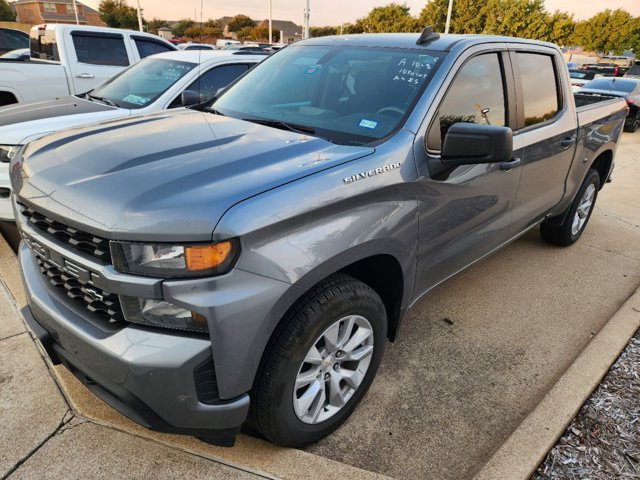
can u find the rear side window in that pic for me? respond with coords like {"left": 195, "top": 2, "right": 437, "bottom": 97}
{"left": 427, "top": 53, "right": 506, "bottom": 151}
{"left": 72, "top": 33, "right": 129, "bottom": 66}
{"left": 134, "top": 38, "right": 174, "bottom": 58}
{"left": 516, "top": 53, "right": 559, "bottom": 127}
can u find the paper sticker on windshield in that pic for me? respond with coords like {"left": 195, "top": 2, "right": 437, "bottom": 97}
{"left": 306, "top": 65, "right": 322, "bottom": 74}
{"left": 122, "top": 94, "right": 148, "bottom": 106}
{"left": 358, "top": 119, "right": 378, "bottom": 129}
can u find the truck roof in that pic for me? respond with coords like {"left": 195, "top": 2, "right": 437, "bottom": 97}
{"left": 32, "top": 23, "right": 171, "bottom": 41}
{"left": 300, "top": 32, "right": 559, "bottom": 52}
{"left": 149, "top": 50, "right": 267, "bottom": 63}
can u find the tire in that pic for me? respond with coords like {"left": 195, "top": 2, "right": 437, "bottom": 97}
{"left": 540, "top": 169, "right": 600, "bottom": 246}
{"left": 250, "top": 274, "right": 387, "bottom": 447}
{"left": 624, "top": 112, "right": 640, "bottom": 133}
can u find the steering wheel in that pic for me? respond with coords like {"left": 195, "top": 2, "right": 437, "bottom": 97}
{"left": 375, "top": 106, "right": 404, "bottom": 117}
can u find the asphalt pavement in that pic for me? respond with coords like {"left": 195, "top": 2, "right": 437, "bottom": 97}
{"left": 0, "top": 131, "right": 639, "bottom": 479}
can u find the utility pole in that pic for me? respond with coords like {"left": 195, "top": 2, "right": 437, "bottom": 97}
{"left": 303, "top": 0, "right": 310, "bottom": 39}
{"left": 444, "top": 0, "right": 453, "bottom": 34}
{"left": 71, "top": 0, "right": 79, "bottom": 25}
{"left": 136, "top": 0, "right": 143, "bottom": 32}
{"left": 269, "top": 0, "right": 273, "bottom": 44}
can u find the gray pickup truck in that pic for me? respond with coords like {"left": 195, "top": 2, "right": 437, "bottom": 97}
{"left": 11, "top": 31, "right": 627, "bottom": 447}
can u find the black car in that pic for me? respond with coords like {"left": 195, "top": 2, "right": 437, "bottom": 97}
{"left": 579, "top": 77, "right": 640, "bottom": 132}
{"left": 0, "top": 28, "right": 28, "bottom": 56}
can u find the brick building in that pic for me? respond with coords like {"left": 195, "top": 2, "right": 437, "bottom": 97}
{"left": 13, "top": 0, "right": 105, "bottom": 27}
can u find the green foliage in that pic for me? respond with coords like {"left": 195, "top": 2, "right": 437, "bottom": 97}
{"left": 310, "top": 26, "right": 337, "bottom": 37}
{"left": 145, "top": 18, "right": 169, "bottom": 35}
{"left": 483, "top": 0, "right": 551, "bottom": 39}
{"left": 172, "top": 18, "right": 195, "bottom": 37}
{"left": 572, "top": 9, "right": 638, "bottom": 54}
{"left": 356, "top": 3, "right": 418, "bottom": 33}
{"left": 418, "top": 0, "right": 486, "bottom": 34}
{"left": 0, "top": 0, "right": 16, "bottom": 21}
{"left": 227, "top": 14, "right": 255, "bottom": 32}
{"left": 235, "top": 25, "right": 278, "bottom": 42}
{"left": 98, "top": 0, "right": 140, "bottom": 29}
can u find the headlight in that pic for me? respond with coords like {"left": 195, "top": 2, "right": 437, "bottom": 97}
{"left": 111, "top": 240, "right": 239, "bottom": 277}
{"left": 119, "top": 296, "right": 209, "bottom": 333}
{"left": 0, "top": 145, "right": 21, "bottom": 163}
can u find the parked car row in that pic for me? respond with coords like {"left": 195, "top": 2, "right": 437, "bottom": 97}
{"left": 5, "top": 29, "right": 628, "bottom": 449}
{"left": 0, "top": 24, "right": 177, "bottom": 107}
{"left": 0, "top": 49, "right": 264, "bottom": 221}
{"left": 577, "top": 77, "right": 640, "bottom": 132}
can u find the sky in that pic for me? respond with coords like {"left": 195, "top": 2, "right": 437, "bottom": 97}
{"left": 81, "top": 0, "right": 640, "bottom": 26}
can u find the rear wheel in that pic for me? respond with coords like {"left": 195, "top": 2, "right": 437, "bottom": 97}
{"left": 540, "top": 169, "right": 600, "bottom": 246}
{"left": 250, "top": 274, "right": 386, "bottom": 447}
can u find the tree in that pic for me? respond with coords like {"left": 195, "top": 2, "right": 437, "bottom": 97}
{"left": 0, "top": 0, "right": 16, "bottom": 21}
{"left": 418, "top": 0, "right": 487, "bottom": 34}
{"left": 172, "top": 18, "right": 195, "bottom": 37}
{"left": 227, "top": 14, "right": 255, "bottom": 32}
{"left": 572, "top": 9, "right": 637, "bottom": 54}
{"left": 146, "top": 18, "right": 169, "bottom": 35}
{"left": 356, "top": 3, "right": 418, "bottom": 33}
{"left": 98, "top": 0, "right": 140, "bottom": 29}
{"left": 310, "top": 26, "right": 337, "bottom": 37}
{"left": 483, "top": 0, "right": 550, "bottom": 40}
{"left": 543, "top": 11, "right": 575, "bottom": 46}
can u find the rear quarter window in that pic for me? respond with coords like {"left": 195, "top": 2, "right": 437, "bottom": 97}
{"left": 72, "top": 33, "right": 129, "bottom": 66}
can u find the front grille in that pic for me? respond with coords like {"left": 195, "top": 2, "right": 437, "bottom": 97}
{"left": 19, "top": 203, "right": 111, "bottom": 264}
{"left": 36, "top": 257, "right": 125, "bottom": 325}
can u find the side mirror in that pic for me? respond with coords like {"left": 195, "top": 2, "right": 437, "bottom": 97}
{"left": 181, "top": 90, "right": 200, "bottom": 107}
{"left": 441, "top": 123, "right": 513, "bottom": 166}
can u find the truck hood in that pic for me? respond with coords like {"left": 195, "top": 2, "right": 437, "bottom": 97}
{"left": 14, "top": 109, "right": 374, "bottom": 241}
{"left": 0, "top": 96, "right": 125, "bottom": 145}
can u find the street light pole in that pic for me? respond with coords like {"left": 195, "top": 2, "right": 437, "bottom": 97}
{"left": 269, "top": 0, "right": 273, "bottom": 44}
{"left": 136, "top": 0, "right": 143, "bottom": 32}
{"left": 444, "top": 0, "right": 453, "bottom": 34}
{"left": 71, "top": 0, "right": 79, "bottom": 25}
{"left": 303, "top": 0, "right": 310, "bottom": 39}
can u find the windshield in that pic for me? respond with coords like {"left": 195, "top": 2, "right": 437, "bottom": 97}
{"left": 583, "top": 78, "right": 637, "bottom": 93}
{"left": 214, "top": 45, "right": 445, "bottom": 145}
{"left": 89, "top": 57, "right": 197, "bottom": 109}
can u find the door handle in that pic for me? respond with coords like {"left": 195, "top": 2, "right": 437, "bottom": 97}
{"left": 560, "top": 137, "right": 576, "bottom": 149}
{"left": 75, "top": 73, "right": 95, "bottom": 79}
{"left": 500, "top": 157, "right": 522, "bottom": 171}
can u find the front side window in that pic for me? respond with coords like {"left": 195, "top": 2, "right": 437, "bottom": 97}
{"left": 135, "top": 38, "right": 173, "bottom": 58}
{"left": 427, "top": 53, "right": 506, "bottom": 151}
{"left": 89, "top": 58, "right": 196, "bottom": 108}
{"left": 516, "top": 53, "right": 560, "bottom": 127}
{"left": 214, "top": 45, "right": 445, "bottom": 146}
{"left": 72, "top": 33, "right": 129, "bottom": 66}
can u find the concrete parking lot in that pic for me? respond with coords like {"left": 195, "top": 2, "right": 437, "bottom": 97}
{"left": 1, "top": 131, "right": 639, "bottom": 479}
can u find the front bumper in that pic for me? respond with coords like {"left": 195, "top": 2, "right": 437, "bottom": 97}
{"left": 19, "top": 241, "right": 250, "bottom": 445}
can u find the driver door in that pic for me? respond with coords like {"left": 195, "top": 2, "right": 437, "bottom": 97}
{"left": 413, "top": 49, "right": 522, "bottom": 297}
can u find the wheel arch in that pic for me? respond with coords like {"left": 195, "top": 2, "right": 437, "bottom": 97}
{"left": 589, "top": 149, "right": 613, "bottom": 190}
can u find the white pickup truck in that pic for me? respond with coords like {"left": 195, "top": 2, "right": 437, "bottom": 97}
{"left": 0, "top": 24, "right": 176, "bottom": 106}
{"left": 0, "top": 50, "right": 265, "bottom": 221}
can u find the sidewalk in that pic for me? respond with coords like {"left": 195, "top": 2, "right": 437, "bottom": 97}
{"left": 0, "top": 281, "right": 269, "bottom": 480}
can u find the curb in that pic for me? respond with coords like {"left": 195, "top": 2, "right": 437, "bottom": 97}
{"left": 473, "top": 286, "right": 640, "bottom": 480}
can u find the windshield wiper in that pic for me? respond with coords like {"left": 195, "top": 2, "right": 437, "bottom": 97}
{"left": 206, "top": 107, "right": 226, "bottom": 116}
{"left": 243, "top": 118, "right": 317, "bottom": 136}
{"left": 87, "top": 94, "right": 119, "bottom": 108}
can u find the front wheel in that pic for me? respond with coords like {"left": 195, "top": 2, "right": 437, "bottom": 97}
{"left": 540, "top": 169, "right": 600, "bottom": 246}
{"left": 250, "top": 274, "right": 387, "bottom": 447}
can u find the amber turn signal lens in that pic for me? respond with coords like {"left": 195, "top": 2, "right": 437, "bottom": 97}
{"left": 185, "top": 242, "right": 233, "bottom": 271}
